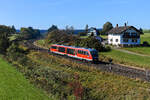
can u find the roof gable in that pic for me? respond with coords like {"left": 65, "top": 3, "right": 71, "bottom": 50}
{"left": 108, "top": 26, "right": 141, "bottom": 34}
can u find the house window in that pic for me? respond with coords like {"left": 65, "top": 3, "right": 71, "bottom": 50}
{"left": 123, "top": 38, "right": 128, "bottom": 42}
{"left": 124, "top": 32, "right": 130, "bottom": 36}
{"left": 132, "top": 39, "right": 137, "bottom": 42}
{"left": 132, "top": 33, "right": 137, "bottom": 36}
{"left": 116, "top": 39, "right": 118, "bottom": 42}
{"left": 110, "top": 39, "right": 113, "bottom": 42}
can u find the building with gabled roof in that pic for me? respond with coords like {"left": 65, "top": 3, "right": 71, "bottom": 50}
{"left": 87, "top": 27, "right": 99, "bottom": 36}
{"left": 108, "top": 24, "right": 142, "bottom": 46}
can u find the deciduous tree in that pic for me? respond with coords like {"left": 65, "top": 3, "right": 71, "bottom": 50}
{"left": 85, "top": 24, "right": 89, "bottom": 34}
{"left": 48, "top": 25, "right": 58, "bottom": 33}
{"left": 0, "top": 25, "right": 14, "bottom": 54}
{"left": 102, "top": 22, "right": 113, "bottom": 34}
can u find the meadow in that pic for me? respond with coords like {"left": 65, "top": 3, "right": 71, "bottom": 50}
{"left": 100, "top": 49, "right": 150, "bottom": 69}
{"left": 36, "top": 39, "right": 49, "bottom": 48}
{"left": 31, "top": 33, "right": 150, "bottom": 99}
{"left": 36, "top": 39, "right": 46, "bottom": 46}
{"left": 27, "top": 51, "right": 150, "bottom": 100}
{"left": 100, "top": 35, "right": 108, "bottom": 39}
{"left": 0, "top": 56, "right": 52, "bottom": 100}
{"left": 141, "top": 33, "right": 150, "bottom": 44}
{"left": 123, "top": 47, "right": 150, "bottom": 56}
{"left": 80, "top": 35, "right": 108, "bottom": 39}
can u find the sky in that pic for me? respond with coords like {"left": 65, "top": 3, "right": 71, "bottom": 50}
{"left": 0, "top": 0, "right": 149, "bottom": 29}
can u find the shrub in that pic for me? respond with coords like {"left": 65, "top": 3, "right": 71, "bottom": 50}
{"left": 75, "top": 36, "right": 111, "bottom": 52}
{"left": 78, "top": 32, "right": 87, "bottom": 36}
{"left": 7, "top": 43, "right": 26, "bottom": 61}
{"left": 45, "top": 30, "right": 79, "bottom": 45}
{"left": 143, "top": 41, "right": 149, "bottom": 46}
{"left": 45, "top": 30, "right": 111, "bottom": 52}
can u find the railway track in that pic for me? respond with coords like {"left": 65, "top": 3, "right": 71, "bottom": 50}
{"left": 23, "top": 40, "right": 150, "bottom": 82}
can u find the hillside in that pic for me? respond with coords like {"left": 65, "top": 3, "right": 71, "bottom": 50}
{"left": 0, "top": 56, "right": 52, "bottom": 100}
{"left": 27, "top": 51, "right": 150, "bottom": 100}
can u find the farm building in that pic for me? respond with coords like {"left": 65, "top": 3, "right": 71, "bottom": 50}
{"left": 108, "top": 24, "right": 142, "bottom": 47}
{"left": 87, "top": 27, "right": 99, "bottom": 36}
{"left": 87, "top": 27, "right": 103, "bottom": 43}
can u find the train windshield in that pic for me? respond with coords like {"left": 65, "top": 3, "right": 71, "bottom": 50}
{"left": 90, "top": 50, "right": 98, "bottom": 58}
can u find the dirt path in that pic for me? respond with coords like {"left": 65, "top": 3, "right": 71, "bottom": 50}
{"left": 114, "top": 48, "right": 150, "bottom": 57}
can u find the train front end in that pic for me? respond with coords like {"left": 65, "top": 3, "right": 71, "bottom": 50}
{"left": 90, "top": 49, "right": 99, "bottom": 62}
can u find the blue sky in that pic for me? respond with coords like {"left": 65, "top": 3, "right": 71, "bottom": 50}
{"left": 0, "top": 0, "right": 149, "bottom": 29}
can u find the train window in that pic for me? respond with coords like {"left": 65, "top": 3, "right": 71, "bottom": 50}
{"left": 58, "top": 47, "right": 65, "bottom": 53}
{"left": 78, "top": 50, "right": 89, "bottom": 55}
{"left": 81, "top": 50, "right": 83, "bottom": 54}
{"left": 81, "top": 51, "right": 83, "bottom": 54}
{"left": 67, "top": 48, "right": 75, "bottom": 55}
{"left": 51, "top": 46, "right": 57, "bottom": 49}
{"left": 85, "top": 51, "right": 89, "bottom": 56}
{"left": 78, "top": 50, "right": 81, "bottom": 54}
{"left": 87, "top": 52, "right": 89, "bottom": 56}
{"left": 83, "top": 51, "right": 86, "bottom": 55}
{"left": 78, "top": 50, "right": 82, "bottom": 54}
{"left": 90, "top": 50, "right": 98, "bottom": 57}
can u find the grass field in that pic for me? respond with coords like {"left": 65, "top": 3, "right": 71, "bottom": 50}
{"left": 36, "top": 39, "right": 46, "bottom": 46}
{"left": 100, "top": 49, "right": 150, "bottom": 69}
{"left": 141, "top": 33, "right": 150, "bottom": 44}
{"left": 80, "top": 36, "right": 88, "bottom": 38}
{"left": 80, "top": 35, "right": 108, "bottom": 39}
{"left": 36, "top": 39, "right": 50, "bottom": 48}
{"left": 9, "top": 34, "right": 19, "bottom": 41}
{"left": 0, "top": 56, "right": 52, "bottom": 100}
{"left": 27, "top": 51, "right": 150, "bottom": 99}
{"left": 100, "top": 35, "right": 108, "bottom": 39}
{"left": 123, "top": 47, "right": 150, "bottom": 56}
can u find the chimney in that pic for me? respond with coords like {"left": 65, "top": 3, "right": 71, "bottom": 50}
{"left": 116, "top": 24, "right": 118, "bottom": 28}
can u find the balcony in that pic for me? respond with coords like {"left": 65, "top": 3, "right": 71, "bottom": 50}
{"left": 122, "top": 35, "right": 140, "bottom": 38}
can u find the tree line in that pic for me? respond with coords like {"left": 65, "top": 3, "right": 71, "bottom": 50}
{"left": 45, "top": 29, "right": 111, "bottom": 52}
{"left": 0, "top": 25, "right": 42, "bottom": 54}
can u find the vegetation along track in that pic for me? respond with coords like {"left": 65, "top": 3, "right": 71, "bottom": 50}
{"left": 23, "top": 40, "right": 150, "bottom": 82}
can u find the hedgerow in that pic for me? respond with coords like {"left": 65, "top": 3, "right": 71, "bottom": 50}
{"left": 45, "top": 30, "right": 111, "bottom": 52}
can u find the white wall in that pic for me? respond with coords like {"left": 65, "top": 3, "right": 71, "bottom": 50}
{"left": 108, "top": 28, "right": 140, "bottom": 46}
{"left": 108, "top": 34, "right": 121, "bottom": 45}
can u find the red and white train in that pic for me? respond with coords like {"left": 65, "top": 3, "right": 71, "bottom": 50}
{"left": 49, "top": 44, "right": 99, "bottom": 62}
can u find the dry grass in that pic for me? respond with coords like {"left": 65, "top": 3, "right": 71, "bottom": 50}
{"left": 27, "top": 51, "right": 150, "bottom": 100}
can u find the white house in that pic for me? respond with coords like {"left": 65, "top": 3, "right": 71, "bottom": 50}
{"left": 108, "top": 24, "right": 142, "bottom": 46}
{"left": 87, "top": 27, "right": 99, "bottom": 36}
{"left": 87, "top": 27, "right": 103, "bottom": 43}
